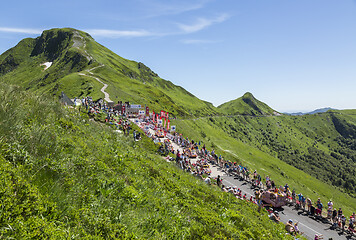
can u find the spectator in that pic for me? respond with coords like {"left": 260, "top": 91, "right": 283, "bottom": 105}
{"left": 292, "top": 190, "right": 296, "bottom": 203}
{"left": 314, "top": 234, "right": 323, "bottom": 240}
{"left": 301, "top": 196, "right": 306, "bottom": 210}
{"left": 349, "top": 216, "right": 354, "bottom": 229}
{"left": 341, "top": 215, "right": 346, "bottom": 232}
{"left": 204, "top": 176, "right": 211, "bottom": 185}
{"left": 285, "top": 219, "right": 296, "bottom": 235}
{"left": 217, "top": 175, "right": 221, "bottom": 187}
{"left": 332, "top": 208, "right": 338, "bottom": 228}
{"left": 294, "top": 222, "right": 302, "bottom": 235}
{"left": 327, "top": 200, "right": 333, "bottom": 210}
{"left": 316, "top": 200, "right": 323, "bottom": 216}
{"left": 133, "top": 130, "right": 137, "bottom": 141}
{"left": 307, "top": 197, "right": 312, "bottom": 213}
{"left": 337, "top": 208, "right": 343, "bottom": 221}
{"left": 255, "top": 189, "right": 263, "bottom": 212}
{"left": 269, "top": 211, "right": 280, "bottom": 223}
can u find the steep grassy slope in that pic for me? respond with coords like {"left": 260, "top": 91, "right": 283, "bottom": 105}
{"left": 203, "top": 113, "right": 356, "bottom": 196}
{"left": 170, "top": 117, "right": 356, "bottom": 217}
{"left": 218, "top": 92, "right": 279, "bottom": 116}
{"left": 82, "top": 38, "right": 218, "bottom": 117}
{"left": 0, "top": 28, "right": 218, "bottom": 117}
{"left": 0, "top": 82, "right": 294, "bottom": 239}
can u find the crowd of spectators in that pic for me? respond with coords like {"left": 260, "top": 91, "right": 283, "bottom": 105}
{"left": 71, "top": 98, "right": 355, "bottom": 238}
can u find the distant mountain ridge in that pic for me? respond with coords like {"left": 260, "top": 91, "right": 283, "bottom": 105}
{"left": 284, "top": 107, "right": 336, "bottom": 116}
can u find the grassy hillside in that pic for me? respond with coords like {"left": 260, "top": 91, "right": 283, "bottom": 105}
{"left": 201, "top": 113, "right": 356, "bottom": 196}
{"left": 0, "top": 28, "right": 218, "bottom": 117}
{"left": 170, "top": 117, "right": 356, "bottom": 217}
{"left": 0, "top": 82, "right": 295, "bottom": 239}
{"left": 218, "top": 92, "right": 279, "bottom": 116}
{"left": 216, "top": 93, "right": 356, "bottom": 198}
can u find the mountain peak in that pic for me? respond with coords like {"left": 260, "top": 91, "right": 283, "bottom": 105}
{"left": 242, "top": 92, "right": 254, "bottom": 99}
{"left": 31, "top": 28, "right": 93, "bottom": 61}
{"left": 218, "top": 92, "right": 278, "bottom": 116}
{"left": 40, "top": 28, "right": 92, "bottom": 38}
{"left": 0, "top": 28, "right": 218, "bottom": 117}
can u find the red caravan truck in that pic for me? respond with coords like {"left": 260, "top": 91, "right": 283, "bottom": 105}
{"left": 262, "top": 190, "right": 288, "bottom": 208}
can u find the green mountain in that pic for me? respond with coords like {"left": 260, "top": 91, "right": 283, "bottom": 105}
{"left": 215, "top": 112, "right": 356, "bottom": 194}
{"left": 218, "top": 92, "right": 279, "bottom": 116}
{"left": 0, "top": 28, "right": 217, "bottom": 117}
{"left": 0, "top": 28, "right": 283, "bottom": 119}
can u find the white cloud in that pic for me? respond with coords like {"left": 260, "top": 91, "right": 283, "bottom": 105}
{"left": 177, "top": 13, "right": 230, "bottom": 33}
{"left": 86, "top": 13, "right": 229, "bottom": 39}
{"left": 181, "top": 39, "right": 220, "bottom": 44}
{"left": 0, "top": 12, "right": 229, "bottom": 40}
{"left": 0, "top": 27, "right": 42, "bottom": 34}
{"left": 86, "top": 29, "right": 153, "bottom": 38}
{"left": 0, "top": 27, "right": 153, "bottom": 39}
{"left": 139, "top": 0, "right": 211, "bottom": 18}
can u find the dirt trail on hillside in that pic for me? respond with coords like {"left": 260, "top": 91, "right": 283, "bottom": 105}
{"left": 72, "top": 32, "right": 112, "bottom": 103}
{"left": 78, "top": 64, "right": 112, "bottom": 102}
{"left": 72, "top": 31, "right": 92, "bottom": 61}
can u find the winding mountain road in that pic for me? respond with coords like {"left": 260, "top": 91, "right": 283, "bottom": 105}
{"left": 152, "top": 131, "right": 354, "bottom": 240}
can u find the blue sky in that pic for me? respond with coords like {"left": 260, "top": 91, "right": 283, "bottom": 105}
{"left": 1, "top": 0, "right": 356, "bottom": 112}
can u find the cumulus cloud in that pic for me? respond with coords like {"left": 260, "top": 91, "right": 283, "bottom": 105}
{"left": 177, "top": 13, "right": 230, "bottom": 33}
{"left": 0, "top": 27, "right": 42, "bottom": 34}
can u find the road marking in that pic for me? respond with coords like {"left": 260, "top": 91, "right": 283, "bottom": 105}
{"left": 298, "top": 221, "right": 321, "bottom": 235}
{"left": 223, "top": 180, "right": 253, "bottom": 197}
